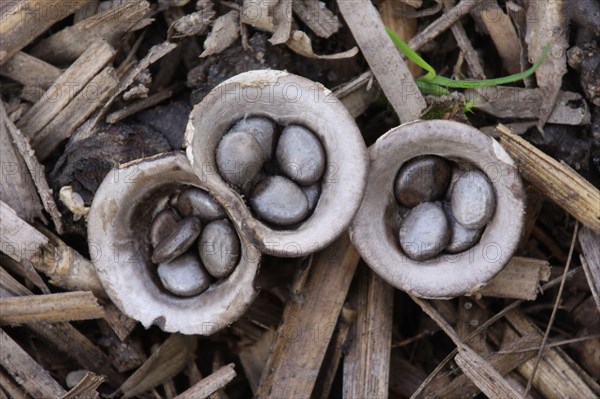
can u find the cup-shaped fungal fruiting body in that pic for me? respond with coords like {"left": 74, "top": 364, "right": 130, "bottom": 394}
{"left": 350, "top": 120, "right": 525, "bottom": 299}
{"left": 87, "top": 152, "right": 260, "bottom": 335}
{"left": 185, "top": 70, "right": 369, "bottom": 257}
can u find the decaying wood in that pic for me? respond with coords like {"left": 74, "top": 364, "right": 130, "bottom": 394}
{"left": 30, "top": 0, "right": 152, "bottom": 64}
{"left": 292, "top": 0, "right": 340, "bottom": 38}
{"left": 411, "top": 297, "right": 520, "bottom": 399}
{"left": 313, "top": 306, "right": 356, "bottom": 399}
{"left": 60, "top": 372, "right": 104, "bottom": 399}
{"left": 468, "top": 88, "right": 591, "bottom": 125}
{"left": 454, "top": 344, "right": 523, "bottom": 399}
{"left": 106, "top": 85, "right": 178, "bottom": 124}
{"left": 0, "top": 368, "right": 28, "bottom": 399}
{"left": 173, "top": 363, "right": 236, "bottom": 399}
{"left": 0, "top": 268, "right": 124, "bottom": 385}
{"left": 506, "top": 310, "right": 600, "bottom": 398}
{"left": 1, "top": 102, "right": 63, "bottom": 232}
{"left": 34, "top": 66, "right": 119, "bottom": 160}
{"left": 0, "top": 201, "right": 103, "bottom": 294}
{"left": 0, "top": 291, "right": 104, "bottom": 325}
{"left": 336, "top": 75, "right": 381, "bottom": 118}
{"left": 17, "top": 40, "right": 116, "bottom": 139}
{"left": 119, "top": 334, "right": 197, "bottom": 398}
{"left": 102, "top": 303, "right": 138, "bottom": 341}
{"left": 338, "top": 0, "right": 426, "bottom": 123}
{"left": 379, "top": 0, "right": 420, "bottom": 77}
{"left": 238, "top": 329, "right": 272, "bottom": 394}
{"left": 256, "top": 234, "right": 360, "bottom": 398}
{"left": 407, "top": 0, "right": 483, "bottom": 52}
{"left": 442, "top": 0, "right": 485, "bottom": 79}
{"left": 525, "top": 0, "right": 568, "bottom": 130}
{"left": 0, "top": 0, "right": 90, "bottom": 64}
{"left": 478, "top": 257, "right": 551, "bottom": 300}
{"left": 201, "top": 10, "right": 240, "bottom": 57}
{"left": 0, "top": 103, "right": 44, "bottom": 222}
{"left": 478, "top": 1, "right": 521, "bottom": 74}
{"left": 497, "top": 124, "right": 600, "bottom": 234}
{"left": 343, "top": 266, "right": 394, "bottom": 398}
{"left": 269, "top": 0, "right": 292, "bottom": 45}
{"left": 0, "top": 329, "right": 67, "bottom": 398}
{"left": 0, "top": 52, "right": 61, "bottom": 89}
{"left": 579, "top": 227, "right": 600, "bottom": 309}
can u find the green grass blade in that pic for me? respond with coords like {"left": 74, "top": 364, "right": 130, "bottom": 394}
{"left": 386, "top": 27, "right": 437, "bottom": 80}
{"left": 427, "top": 43, "right": 551, "bottom": 89}
{"left": 416, "top": 80, "right": 450, "bottom": 95}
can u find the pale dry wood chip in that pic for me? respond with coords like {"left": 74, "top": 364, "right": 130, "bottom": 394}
{"left": 30, "top": 0, "right": 152, "bottom": 64}
{"left": 578, "top": 227, "right": 600, "bottom": 310}
{"left": 286, "top": 30, "right": 359, "bottom": 59}
{"left": 497, "top": 124, "right": 600, "bottom": 234}
{"left": 293, "top": 0, "right": 341, "bottom": 39}
{"left": 169, "top": 2, "right": 215, "bottom": 38}
{"left": 0, "top": 52, "right": 62, "bottom": 89}
{"left": 454, "top": 344, "right": 523, "bottom": 399}
{"left": 467, "top": 87, "right": 591, "bottom": 125}
{"left": 478, "top": 257, "right": 551, "bottom": 301}
{"left": 0, "top": 329, "right": 67, "bottom": 398}
{"left": 338, "top": 0, "right": 426, "bottom": 122}
{"left": 525, "top": 0, "right": 568, "bottom": 130}
{"left": 479, "top": 1, "right": 521, "bottom": 74}
{"left": 269, "top": 0, "right": 293, "bottom": 44}
{"left": 0, "top": 291, "right": 104, "bottom": 325}
{"left": 343, "top": 266, "right": 394, "bottom": 398}
{"left": 241, "top": 0, "right": 274, "bottom": 32}
{"left": 256, "top": 234, "right": 359, "bottom": 398}
{"left": 201, "top": 11, "right": 240, "bottom": 57}
{"left": 174, "top": 364, "right": 236, "bottom": 399}
{"left": 0, "top": 103, "right": 44, "bottom": 223}
{"left": 60, "top": 372, "right": 104, "bottom": 399}
{"left": 119, "top": 334, "right": 198, "bottom": 398}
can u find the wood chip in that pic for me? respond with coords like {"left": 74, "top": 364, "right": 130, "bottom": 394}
{"left": 201, "top": 11, "right": 240, "bottom": 57}
{"left": 497, "top": 124, "right": 600, "bottom": 234}
{"left": 34, "top": 66, "right": 119, "bottom": 160}
{"left": 443, "top": 0, "right": 485, "bottom": 79}
{"left": 0, "top": 368, "right": 28, "bottom": 399}
{"left": 0, "top": 103, "right": 44, "bottom": 223}
{"left": 1, "top": 102, "right": 63, "bottom": 232}
{"left": 343, "top": 266, "right": 394, "bottom": 398}
{"left": 292, "top": 0, "right": 340, "bottom": 38}
{"left": 102, "top": 303, "right": 138, "bottom": 341}
{"left": 0, "top": 52, "right": 61, "bottom": 89}
{"left": 256, "top": 233, "right": 360, "bottom": 398}
{"left": 60, "top": 372, "right": 104, "bottom": 399}
{"left": 478, "top": 257, "right": 551, "bottom": 300}
{"left": 0, "top": 201, "right": 104, "bottom": 294}
{"left": 468, "top": 87, "right": 590, "bottom": 125}
{"left": 478, "top": 1, "right": 521, "bottom": 74}
{"left": 525, "top": 0, "right": 568, "bottom": 130}
{"left": 578, "top": 227, "right": 600, "bottom": 309}
{"left": 285, "top": 30, "right": 359, "bottom": 59}
{"left": 17, "top": 40, "right": 116, "bottom": 139}
{"left": 106, "top": 85, "right": 178, "bottom": 124}
{"left": 269, "top": 0, "right": 293, "bottom": 45}
{"left": 238, "top": 330, "right": 272, "bottom": 394}
{"left": 454, "top": 344, "right": 523, "bottom": 399}
{"left": 119, "top": 334, "right": 197, "bottom": 398}
{"left": 338, "top": 0, "right": 426, "bottom": 123}
{"left": 174, "top": 363, "right": 236, "bottom": 399}
{"left": 30, "top": 0, "right": 152, "bottom": 64}
{"left": 506, "top": 310, "right": 600, "bottom": 398}
{"left": 0, "top": 291, "right": 104, "bottom": 325}
{"left": 379, "top": 0, "right": 420, "bottom": 77}
{"left": 0, "top": 0, "right": 90, "bottom": 64}
{"left": 0, "top": 329, "right": 67, "bottom": 398}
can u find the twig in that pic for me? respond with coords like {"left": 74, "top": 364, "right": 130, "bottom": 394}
{"left": 410, "top": 266, "right": 582, "bottom": 399}
{"left": 523, "top": 222, "right": 579, "bottom": 398}
{"left": 497, "top": 334, "right": 600, "bottom": 354}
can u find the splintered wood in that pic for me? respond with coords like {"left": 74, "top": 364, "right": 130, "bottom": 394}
{"left": 256, "top": 234, "right": 359, "bottom": 398}
{"left": 497, "top": 124, "right": 600, "bottom": 234}
{"left": 343, "top": 266, "right": 394, "bottom": 398}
